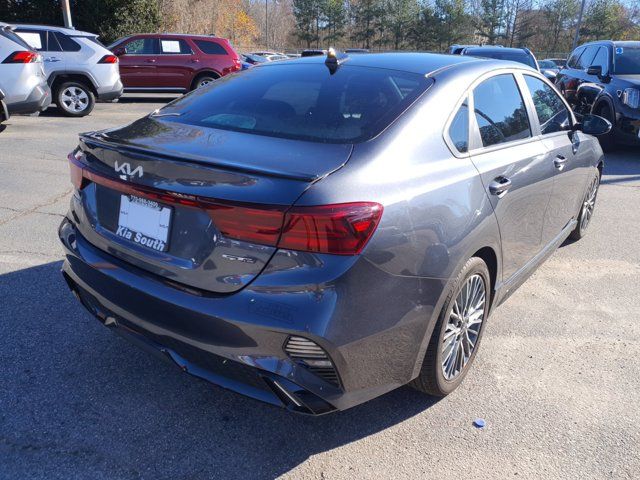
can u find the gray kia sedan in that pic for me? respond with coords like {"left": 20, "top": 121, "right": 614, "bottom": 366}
{"left": 59, "top": 52, "right": 609, "bottom": 414}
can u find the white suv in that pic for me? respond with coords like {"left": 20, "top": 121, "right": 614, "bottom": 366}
{"left": 13, "top": 24, "right": 123, "bottom": 117}
{"left": 0, "top": 22, "right": 51, "bottom": 116}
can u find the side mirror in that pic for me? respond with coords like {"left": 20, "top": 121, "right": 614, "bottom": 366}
{"left": 575, "top": 114, "right": 612, "bottom": 136}
{"left": 113, "top": 47, "right": 125, "bottom": 57}
{"left": 586, "top": 65, "right": 602, "bottom": 77}
{"left": 542, "top": 69, "right": 557, "bottom": 81}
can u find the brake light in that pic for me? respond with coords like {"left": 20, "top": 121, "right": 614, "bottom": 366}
{"left": 68, "top": 152, "right": 383, "bottom": 255}
{"left": 280, "top": 203, "right": 383, "bottom": 255}
{"left": 98, "top": 55, "right": 118, "bottom": 64}
{"left": 2, "top": 51, "right": 38, "bottom": 64}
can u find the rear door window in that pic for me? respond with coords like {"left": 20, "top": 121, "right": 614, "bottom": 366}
{"left": 472, "top": 74, "right": 531, "bottom": 147}
{"left": 54, "top": 32, "right": 81, "bottom": 52}
{"left": 523, "top": 76, "right": 571, "bottom": 135}
{"left": 160, "top": 64, "right": 431, "bottom": 144}
{"left": 194, "top": 40, "right": 228, "bottom": 55}
{"left": 160, "top": 39, "right": 192, "bottom": 54}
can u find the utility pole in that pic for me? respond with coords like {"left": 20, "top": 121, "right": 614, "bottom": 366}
{"left": 61, "top": 0, "right": 73, "bottom": 28}
{"left": 265, "top": 0, "right": 268, "bottom": 49}
{"left": 572, "top": 0, "right": 587, "bottom": 50}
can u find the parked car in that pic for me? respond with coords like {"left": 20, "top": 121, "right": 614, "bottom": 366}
{"left": 59, "top": 52, "right": 610, "bottom": 415}
{"left": 0, "top": 22, "right": 51, "bottom": 115}
{"left": 461, "top": 46, "right": 539, "bottom": 69}
{"left": 250, "top": 51, "right": 288, "bottom": 62}
{"left": 543, "top": 58, "right": 566, "bottom": 68}
{"left": 556, "top": 40, "right": 640, "bottom": 150}
{"left": 301, "top": 49, "right": 326, "bottom": 57}
{"left": 13, "top": 24, "right": 122, "bottom": 117}
{"left": 539, "top": 59, "right": 561, "bottom": 79}
{"left": 344, "top": 48, "right": 369, "bottom": 54}
{"left": 242, "top": 53, "right": 268, "bottom": 65}
{"left": 449, "top": 44, "right": 481, "bottom": 54}
{"left": 108, "top": 34, "right": 241, "bottom": 93}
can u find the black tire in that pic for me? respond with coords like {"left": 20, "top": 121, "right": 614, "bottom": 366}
{"left": 55, "top": 81, "right": 95, "bottom": 117}
{"left": 411, "top": 257, "right": 491, "bottom": 396}
{"left": 595, "top": 103, "right": 615, "bottom": 152}
{"left": 569, "top": 172, "right": 600, "bottom": 241}
{"left": 191, "top": 73, "right": 219, "bottom": 91}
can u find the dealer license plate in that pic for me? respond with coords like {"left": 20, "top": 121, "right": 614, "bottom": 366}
{"left": 116, "top": 195, "right": 171, "bottom": 252}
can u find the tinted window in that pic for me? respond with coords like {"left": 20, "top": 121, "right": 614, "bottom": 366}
{"left": 473, "top": 74, "right": 531, "bottom": 147}
{"left": 589, "top": 47, "right": 609, "bottom": 74}
{"left": 613, "top": 45, "right": 640, "bottom": 75}
{"left": 449, "top": 100, "right": 469, "bottom": 153}
{"left": 567, "top": 47, "right": 585, "bottom": 68}
{"left": 195, "top": 40, "right": 228, "bottom": 55}
{"left": 160, "top": 39, "right": 192, "bottom": 54}
{"left": 124, "top": 38, "right": 158, "bottom": 54}
{"left": 524, "top": 76, "right": 571, "bottom": 135}
{"left": 161, "top": 64, "right": 431, "bottom": 144}
{"left": 465, "top": 49, "right": 537, "bottom": 69}
{"left": 54, "top": 32, "right": 81, "bottom": 52}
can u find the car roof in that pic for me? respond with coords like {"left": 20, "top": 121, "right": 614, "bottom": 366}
{"left": 12, "top": 23, "right": 97, "bottom": 37}
{"left": 580, "top": 40, "right": 640, "bottom": 48}
{"left": 130, "top": 33, "right": 227, "bottom": 41}
{"left": 287, "top": 52, "right": 482, "bottom": 75}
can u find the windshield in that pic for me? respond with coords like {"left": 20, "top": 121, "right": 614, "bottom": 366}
{"left": 160, "top": 63, "right": 431, "bottom": 144}
{"left": 466, "top": 49, "right": 537, "bottom": 69}
{"left": 613, "top": 46, "right": 640, "bottom": 75}
{"left": 539, "top": 60, "right": 556, "bottom": 69}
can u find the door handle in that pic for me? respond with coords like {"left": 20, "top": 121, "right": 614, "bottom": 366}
{"left": 145, "top": 59, "right": 156, "bottom": 63}
{"left": 44, "top": 57, "right": 61, "bottom": 62}
{"left": 554, "top": 155, "right": 568, "bottom": 169}
{"left": 488, "top": 176, "right": 512, "bottom": 196}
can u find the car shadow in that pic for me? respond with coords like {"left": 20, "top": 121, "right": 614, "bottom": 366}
{"left": 0, "top": 260, "right": 440, "bottom": 479}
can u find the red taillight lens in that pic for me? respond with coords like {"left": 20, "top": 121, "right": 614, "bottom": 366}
{"left": 2, "top": 51, "right": 38, "bottom": 64}
{"left": 69, "top": 152, "right": 87, "bottom": 189}
{"left": 279, "top": 203, "right": 383, "bottom": 255}
{"left": 68, "top": 151, "right": 382, "bottom": 255}
{"left": 98, "top": 55, "right": 118, "bottom": 64}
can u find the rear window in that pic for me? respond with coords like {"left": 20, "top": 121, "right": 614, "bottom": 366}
{"left": 54, "top": 32, "right": 81, "bottom": 52}
{"left": 194, "top": 39, "right": 228, "bottom": 55}
{"left": 466, "top": 49, "right": 537, "bottom": 69}
{"left": 160, "top": 64, "right": 431, "bottom": 144}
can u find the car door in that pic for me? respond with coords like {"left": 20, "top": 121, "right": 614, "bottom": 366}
{"left": 521, "top": 74, "right": 587, "bottom": 244}
{"left": 468, "top": 73, "right": 555, "bottom": 282}
{"left": 155, "top": 38, "right": 195, "bottom": 89}
{"left": 116, "top": 37, "right": 159, "bottom": 88}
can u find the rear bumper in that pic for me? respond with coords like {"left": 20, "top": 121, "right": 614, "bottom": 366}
{"left": 59, "top": 216, "right": 441, "bottom": 414}
{"left": 7, "top": 83, "right": 51, "bottom": 114}
{"left": 96, "top": 80, "right": 123, "bottom": 102}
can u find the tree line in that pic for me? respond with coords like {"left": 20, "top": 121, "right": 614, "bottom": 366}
{"left": 1, "top": 0, "right": 638, "bottom": 54}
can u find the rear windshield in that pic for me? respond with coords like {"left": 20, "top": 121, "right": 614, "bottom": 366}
{"left": 0, "top": 27, "right": 33, "bottom": 50}
{"left": 160, "top": 63, "right": 431, "bottom": 143}
{"left": 613, "top": 46, "right": 640, "bottom": 75}
{"left": 466, "top": 49, "right": 537, "bottom": 69}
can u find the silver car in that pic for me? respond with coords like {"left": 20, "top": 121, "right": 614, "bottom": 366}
{"left": 60, "top": 53, "right": 611, "bottom": 414}
{"left": 13, "top": 24, "right": 123, "bottom": 117}
{"left": 0, "top": 22, "right": 51, "bottom": 115}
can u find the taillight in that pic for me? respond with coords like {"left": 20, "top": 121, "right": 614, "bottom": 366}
{"left": 279, "top": 203, "right": 383, "bottom": 255}
{"left": 2, "top": 51, "right": 38, "bottom": 64}
{"left": 68, "top": 151, "right": 383, "bottom": 256}
{"left": 98, "top": 55, "right": 118, "bottom": 64}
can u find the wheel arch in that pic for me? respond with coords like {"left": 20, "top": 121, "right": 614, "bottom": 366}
{"left": 190, "top": 70, "right": 221, "bottom": 90}
{"left": 49, "top": 72, "right": 98, "bottom": 95}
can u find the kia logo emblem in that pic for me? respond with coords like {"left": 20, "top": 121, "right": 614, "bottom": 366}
{"left": 114, "top": 161, "right": 143, "bottom": 179}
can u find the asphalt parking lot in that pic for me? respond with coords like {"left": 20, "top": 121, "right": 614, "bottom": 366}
{"left": 0, "top": 98, "right": 639, "bottom": 480}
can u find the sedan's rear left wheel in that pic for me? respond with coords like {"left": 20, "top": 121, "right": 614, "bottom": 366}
{"left": 411, "top": 257, "right": 491, "bottom": 396}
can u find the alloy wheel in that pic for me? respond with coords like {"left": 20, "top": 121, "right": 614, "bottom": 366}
{"left": 580, "top": 176, "right": 599, "bottom": 232}
{"left": 441, "top": 274, "right": 486, "bottom": 380}
{"left": 197, "top": 77, "right": 216, "bottom": 88}
{"left": 61, "top": 86, "right": 89, "bottom": 113}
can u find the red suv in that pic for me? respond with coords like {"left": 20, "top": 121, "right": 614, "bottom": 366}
{"left": 108, "top": 34, "right": 241, "bottom": 92}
